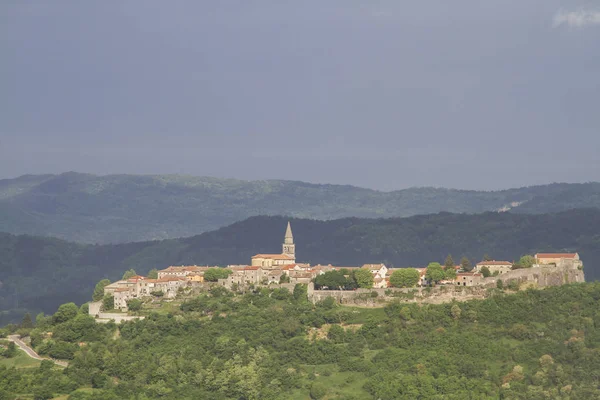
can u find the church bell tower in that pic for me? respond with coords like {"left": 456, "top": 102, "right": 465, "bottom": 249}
{"left": 282, "top": 221, "right": 295, "bottom": 259}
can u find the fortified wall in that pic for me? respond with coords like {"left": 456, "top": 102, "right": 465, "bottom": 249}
{"left": 480, "top": 259, "right": 584, "bottom": 288}
{"left": 307, "top": 260, "right": 585, "bottom": 306}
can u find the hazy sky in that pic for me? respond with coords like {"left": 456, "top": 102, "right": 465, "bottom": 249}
{"left": 1, "top": 1, "right": 599, "bottom": 190}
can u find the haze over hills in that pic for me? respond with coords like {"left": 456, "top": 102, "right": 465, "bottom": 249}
{"left": 2, "top": 172, "right": 600, "bottom": 244}
{"left": 1, "top": 208, "right": 599, "bottom": 323}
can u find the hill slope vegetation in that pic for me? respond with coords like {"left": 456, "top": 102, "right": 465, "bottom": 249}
{"left": 3, "top": 283, "right": 600, "bottom": 399}
{"left": 1, "top": 208, "right": 599, "bottom": 323}
{"left": 2, "top": 172, "right": 600, "bottom": 243}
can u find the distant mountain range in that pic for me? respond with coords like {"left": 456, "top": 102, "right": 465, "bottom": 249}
{"left": 1, "top": 172, "right": 600, "bottom": 243}
{"left": 1, "top": 208, "right": 599, "bottom": 323}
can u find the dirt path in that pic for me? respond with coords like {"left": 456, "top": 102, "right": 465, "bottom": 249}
{"left": 7, "top": 335, "right": 69, "bottom": 367}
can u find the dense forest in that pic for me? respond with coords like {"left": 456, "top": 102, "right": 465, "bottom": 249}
{"left": 1, "top": 209, "right": 599, "bottom": 324}
{"left": 2, "top": 282, "right": 600, "bottom": 399}
{"left": 2, "top": 172, "right": 600, "bottom": 243}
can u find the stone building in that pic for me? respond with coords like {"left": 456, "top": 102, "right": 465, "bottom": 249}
{"left": 251, "top": 222, "right": 297, "bottom": 267}
{"left": 455, "top": 272, "right": 483, "bottom": 286}
{"left": 475, "top": 260, "right": 513, "bottom": 275}
{"left": 535, "top": 253, "right": 580, "bottom": 265}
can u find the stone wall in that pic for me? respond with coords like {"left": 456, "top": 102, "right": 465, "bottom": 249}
{"left": 88, "top": 301, "right": 102, "bottom": 316}
{"left": 308, "top": 262, "right": 585, "bottom": 306}
{"left": 95, "top": 313, "right": 145, "bottom": 323}
{"left": 480, "top": 262, "right": 584, "bottom": 288}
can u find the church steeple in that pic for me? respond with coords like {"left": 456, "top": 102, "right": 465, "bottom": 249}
{"left": 282, "top": 221, "right": 295, "bottom": 259}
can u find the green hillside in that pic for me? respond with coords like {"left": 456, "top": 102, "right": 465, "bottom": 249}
{"left": 2, "top": 283, "right": 600, "bottom": 398}
{"left": 1, "top": 209, "right": 600, "bottom": 323}
{"left": 1, "top": 172, "right": 600, "bottom": 243}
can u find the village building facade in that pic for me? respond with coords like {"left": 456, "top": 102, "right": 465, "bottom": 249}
{"left": 475, "top": 260, "right": 513, "bottom": 275}
{"left": 95, "top": 222, "right": 584, "bottom": 313}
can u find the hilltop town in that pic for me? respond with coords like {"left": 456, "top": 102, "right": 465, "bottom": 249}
{"left": 89, "top": 222, "right": 586, "bottom": 316}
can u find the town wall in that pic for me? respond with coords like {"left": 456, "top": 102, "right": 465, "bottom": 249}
{"left": 479, "top": 262, "right": 584, "bottom": 288}
{"left": 308, "top": 262, "right": 585, "bottom": 306}
{"left": 95, "top": 313, "right": 145, "bottom": 323}
{"left": 88, "top": 301, "right": 102, "bottom": 316}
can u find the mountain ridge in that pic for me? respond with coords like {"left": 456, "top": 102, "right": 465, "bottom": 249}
{"left": 2, "top": 172, "right": 600, "bottom": 243}
{"left": 1, "top": 208, "right": 600, "bottom": 323}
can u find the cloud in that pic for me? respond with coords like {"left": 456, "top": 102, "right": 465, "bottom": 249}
{"left": 553, "top": 9, "right": 600, "bottom": 28}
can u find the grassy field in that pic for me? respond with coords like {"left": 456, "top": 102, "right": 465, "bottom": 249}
{"left": 0, "top": 348, "right": 41, "bottom": 369}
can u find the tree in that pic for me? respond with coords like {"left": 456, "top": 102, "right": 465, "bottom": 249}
{"left": 102, "top": 295, "right": 114, "bottom": 311}
{"left": 480, "top": 266, "right": 491, "bottom": 278}
{"left": 444, "top": 267, "right": 457, "bottom": 280}
{"left": 122, "top": 269, "right": 137, "bottom": 280}
{"left": 483, "top": 254, "right": 492, "bottom": 261}
{"left": 21, "top": 313, "right": 33, "bottom": 329}
{"left": 353, "top": 268, "right": 374, "bottom": 289}
{"left": 279, "top": 273, "right": 290, "bottom": 284}
{"left": 425, "top": 263, "right": 445, "bottom": 284}
{"left": 36, "top": 313, "right": 50, "bottom": 329}
{"left": 293, "top": 284, "right": 308, "bottom": 302}
{"left": 126, "top": 298, "right": 143, "bottom": 312}
{"left": 389, "top": 268, "right": 420, "bottom": 288}
{"left": 518, "top": 255, "right": 535, "bottom": 268}
{"left": 460, "top": 257, "right": 473, "bottom": 272}
{"left": 444, "top": 254, "right": 455, "bottom": 269}
{"left": 92, "top": 279, "right": 111, "bottom": 302}
{"left": 314, "top": 271, "right": 348, "bottom": 290}
{"left": 203, "top": 268, "right": 233, "bottom": 282}
{"left": 3, "top": 342, "right": 17, "bottom": 358}
{"left": 450, "top": 304, "right": 462, "bottom": 320}
{"left": 496, "top": 279, "right": 504, "bottom": 289}
{"left": 53, "top": 302, "right": 79, "bottom": 324}
{"left": 147, "top": 268, "right": 158, "bottom": 279}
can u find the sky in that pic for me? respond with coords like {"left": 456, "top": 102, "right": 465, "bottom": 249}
{"left": 1, "top": 1, "right": 599, "bottom": 191}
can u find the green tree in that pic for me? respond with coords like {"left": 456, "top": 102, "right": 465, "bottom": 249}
{"left": 279, "top": 273, "right": 290, "bottom": 284}
{"left": 293, "top": 284, "right": 308, "bottom": 302}
{"left": 21, "top": 313, "right": 33, "bottom": 329}
{"left": 425, "top": 263, "right": 445, "bottom": 284}
{"left": 314, "top": 271, "right": 348, "bottom": 290}
{"left": 53, "top": 302, "right": 79, "bottom": 324}
{"left": 126, "top": 299, "right": 143, "bottom": 312}
{"left": 444, "top": 254, "right": 455, "bottom": 268}
{"left": 203, "top": 268, "right": 233, "bottom": 282}
{"left": 353, "top": 268, "right": 374, "bottom": 289}
{"left": 450, "top": 304, "right": 462, "bottom": 320}
{"left": 122, "top": 269, "right": 137, "bottom": 280}
{"left": 482, "top": 253, "right": 492, "bottom": 261}
{"left": 518, "top": 255, "right": 536, "bottom": 268}
{"left": 444, "top": 266, "right": 457, "bottom": 280}
{"left": 92, "top": 279, "right": 111, "bottom": 302}
{"left": 480, "top": 266, "right": 491, "bottom": 278}
{"left": 460, "top": 257, "right": 473, "bottom": 272}
{"left": 3, "top": 342, "right": 17, "bottom": 358}
{"left": 496, "top": 279, "right": 504, "bottom": 289}
{"left": 147, "top": 268, "right": 158, "bottom": 279}
{"left": 35, "top": 313, "right": 50, "bottom": 329}
{"left": 389, "top": 268, "right": 420, "bottom": 288}
{"left": 102, "top": 295, "right": 115, "bottom": 311}
{"left": 327, "top": 324, "right": 346, "bottom": 343}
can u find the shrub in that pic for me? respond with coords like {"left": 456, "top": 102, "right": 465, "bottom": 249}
{"left": 126, "top": 299, "right": 143, "bottom": 312}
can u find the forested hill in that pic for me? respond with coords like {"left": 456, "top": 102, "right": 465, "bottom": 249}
{"left": 1, "top": 208, "right": 600, "bottom": 323}
{"left": 2, "top": 172, "right": 600, "bottom": 243}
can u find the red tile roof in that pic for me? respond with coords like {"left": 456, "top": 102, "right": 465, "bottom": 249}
{"left": 535, "top": 253, "right": 578, "bottom": 259}
{"left": 476, "top": 260, "right": 512, "bottom": 266}
{"left": 251, "top": 254, "right": 295, "bottom": 260}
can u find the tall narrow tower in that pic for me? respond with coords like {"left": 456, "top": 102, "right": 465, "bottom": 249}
{"left": 282, "top": 221, "right": 295, "bottom": 259}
